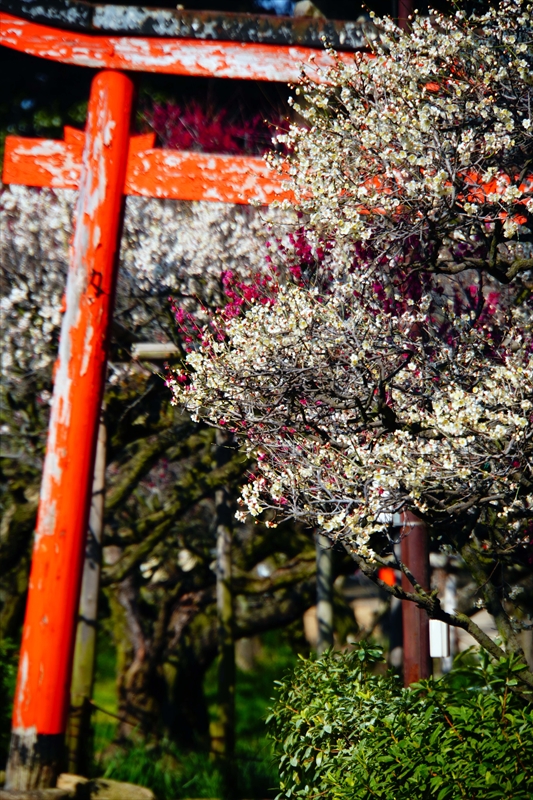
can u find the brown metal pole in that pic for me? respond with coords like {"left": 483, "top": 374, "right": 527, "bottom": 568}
{"left": 400, "top": 512, "right": 431, "bottom": 686}
{"left": 397, "top": 0, "right": 413, "bottom": 31}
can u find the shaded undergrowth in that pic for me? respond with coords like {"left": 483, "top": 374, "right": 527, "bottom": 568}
{"left": 92, "top": 630, "right": 298, "bottom": 798}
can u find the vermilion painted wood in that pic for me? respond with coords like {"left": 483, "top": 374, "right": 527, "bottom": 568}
{"left": 0, "top": 11, "right": 354, "bottom": 81}
{"left": 126, "top": 137, "right": 294, "bottom": 204}
{"left": 7, "top": 126, "right": 532, "bottom": 208}
{"left": 10, "top": 70, "right": 134, "bottom": 738}
{"left": 3, "top": 129, "right": 295, "bottom": 204}
{"left": 3, "top": 127, "right": 85, "bottom": 190}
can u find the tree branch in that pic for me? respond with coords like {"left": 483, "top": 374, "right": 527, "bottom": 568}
{"left": 345, "top": 544, "right": 533, "bottom": 697}
{"left": 105, "top": 421, "right": 198, "bottom": 512}
{"left": 233, "top": 552, "right": 316, "bottom": 595}
{"left": 102, "top": 453, "right": 250, "bottom": 585}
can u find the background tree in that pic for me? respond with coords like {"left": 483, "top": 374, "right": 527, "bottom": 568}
{"left": 1, "top": 174, "right": 355, "bottom": 766}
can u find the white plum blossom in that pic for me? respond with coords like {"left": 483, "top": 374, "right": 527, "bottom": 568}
{"left": 169, "top": 0, "right": 533, "bottom": 564}
{"left": 170, "top": 278, "right": 533, "bottom": 555}
{"left": 273, "top": 0, "right": 533, "bottom": 282}
{"left": 1, "top": 184, "right": 288, "bottom": 394}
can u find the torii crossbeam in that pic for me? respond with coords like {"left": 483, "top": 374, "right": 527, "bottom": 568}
{"left": 1, "top": 0, "right": 361, "bottom": 789}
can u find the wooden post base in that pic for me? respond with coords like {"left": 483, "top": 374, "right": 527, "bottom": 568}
{"left": 5, "top": 731, "right": 64, "bottom": 791}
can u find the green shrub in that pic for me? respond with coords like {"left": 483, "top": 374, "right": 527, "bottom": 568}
{"left": 267, "top": 642, "right": 533, "bottom": 800}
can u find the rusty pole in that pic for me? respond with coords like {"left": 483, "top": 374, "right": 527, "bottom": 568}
{"left": 397, "top": 0, "right": 413, "bottom": 31}
{"left": 5, "top": 70, "right": 134, "bottom": 791}
{"left": 400, "top": 512, "right": 431, "bottom": 686}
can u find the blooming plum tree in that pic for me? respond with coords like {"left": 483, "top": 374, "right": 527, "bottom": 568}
{"left": 169, "top": 0, "right": 533, "bottom": 693}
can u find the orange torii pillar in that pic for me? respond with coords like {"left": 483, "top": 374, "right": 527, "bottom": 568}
{"left": 5, "top": 70, "right": 134, "bottom": 789}
{"left": 1, "top": 7, "right": 334, "bottom": 787}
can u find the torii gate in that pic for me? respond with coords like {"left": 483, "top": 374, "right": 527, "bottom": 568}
{"left": 0, "top": 1, "right": 367, "bottom": 789}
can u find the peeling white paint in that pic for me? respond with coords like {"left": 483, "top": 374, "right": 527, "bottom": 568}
{"left": 36, "top": 491, "right": 57, "bottom": 541}
{"left": 80, "top": 321, "right": 95, "bottom": 377}
{"left": 103, "top": 119, "right": 116, "bottom": 147}
{"left": 203, "top": 187, "right": 224, "bottom": 201}
{"left": 25, "top": 6, "right": 88, "bottom": 26}
{"left": 0, "top": 15, "right": 353, "bottom": 82}
{"left": 12, "top": 652, "right": 30, "bottom": 729}
{"left": 94, "top": 6, "right": 184, "bottom": 37}
{"left": 2, "top": 21, "right": 24, "bottom": 39}
{"left": 8, "top": 138, "right": 82, "bottom": 189}
{"left": 13, "top": 140, "right": 65, "bottom": 157}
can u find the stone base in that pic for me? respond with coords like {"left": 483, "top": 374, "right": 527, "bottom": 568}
{"left": 58, "top": 776, "right": 155, "bottom": 800}
{"left": 5, "top": 731, "right": 64, "bottom": 791}
{"left": 0, "top": 776, "right": 154, "bottom": 800}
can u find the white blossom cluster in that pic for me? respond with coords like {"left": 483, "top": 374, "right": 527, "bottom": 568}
{"left": 1, "top": 184, "right": 286, "bottom": 397}
{"left": 1, "top": 185, "right": 73, "bottom": 382}
{"left": 170, "top": 277, "right": 533, "bottom": 554}
{"left": 274, "top": 0, "right": 533, "bottom": 280}
{"left": 168, "top": 0, "right": 533, "bottom": 558}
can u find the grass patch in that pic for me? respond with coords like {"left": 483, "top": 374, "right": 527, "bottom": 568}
{"left": 92, "top": 629, "right": 118, "bottom": 763}
{"left": 92, "top": 629, "right": 297, "bottom": 798}
{"left": 103, "top": 743, "right": 224, "bottom": 799}
{"left": 102, "top": 739, "right": 279, "bottom": 799}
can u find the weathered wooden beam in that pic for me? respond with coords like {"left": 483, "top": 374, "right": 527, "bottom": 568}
{"left": 3, "top": 128, "right": 294, "bottom": 204}
{"left": 0, "top": 12, "right": 356, "bottom": 81}
{"left": 5, "top": 70, "right": 134, "bottom": 790}
{"left": 0, "top": 0, "right": 369, "bottom": 49}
